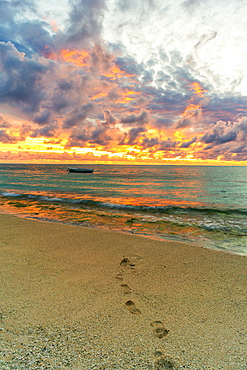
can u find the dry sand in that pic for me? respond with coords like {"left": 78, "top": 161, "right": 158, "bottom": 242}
{"left": 0, "top": 213, "right": 247, "bottom": 369}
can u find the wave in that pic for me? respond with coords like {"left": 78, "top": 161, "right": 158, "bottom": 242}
{"left": 98, "top": 202, "right": 247, "bottom": 216}
{"left": 1, "top": 190, "right": 247, "bottom": 217}
{"left": 1, "top": 190, "right": 247, "bottom": 253}
{"left": 1, "top": 192, "right": 22, "bottom": 197}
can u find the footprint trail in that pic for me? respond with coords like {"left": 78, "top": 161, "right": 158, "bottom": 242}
{"left": 125, "top": 300, "right": 141, "bottom": 314}
{"left": 116, "top": 255, "right": 180, "bottom": 368}
{"left": 151, "top": 320, "right": 170, "bottom": 338}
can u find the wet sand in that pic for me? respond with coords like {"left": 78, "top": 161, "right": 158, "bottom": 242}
{"left": 0, "top": 213, "right": 247, "bottom": 369}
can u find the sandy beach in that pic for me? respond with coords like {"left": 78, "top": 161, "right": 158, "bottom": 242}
{"left": 0, "top": 213, "right": 246, "bottom": 369}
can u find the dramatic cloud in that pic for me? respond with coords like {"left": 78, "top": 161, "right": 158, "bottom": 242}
{"left": 0, "top": 0, "right": 247, "bottom": 164}
{"left": 0, "top": 129, "right": 16, "bottom": 143}
{"left": 120, "top": 111, "right": 148, "bottom": 126}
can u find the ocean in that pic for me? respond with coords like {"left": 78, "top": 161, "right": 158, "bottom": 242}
{"left": 0, "top": 163, "right": 246, "bottom": 256}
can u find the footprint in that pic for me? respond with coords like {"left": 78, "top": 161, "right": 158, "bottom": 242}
{"left": 116, "top": 272, "right": 123, "bottom": 280}
{"left": 120, "top": 257, "right": 131, "bottom": 267}
{"left": 151, "top": 321, "right": 169, "bottom": 338}
{"left": 121, "top": 284, "right": 132, "bottom": 294}
{"left": 125, "top": 300, "right": 141, "bottom": 314}
{"left": 154, "top": 351, "right": 178, "bottom": 369}
{"left": 120, "top": 257, "right": 136, "bottom": 268}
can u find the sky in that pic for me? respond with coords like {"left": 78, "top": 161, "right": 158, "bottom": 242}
{"left": 0, "top": 0, "right": 247, "bottom": 165}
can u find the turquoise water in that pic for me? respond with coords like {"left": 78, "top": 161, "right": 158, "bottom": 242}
{"left": 0, "top": 163, "right": 247, "bottom": 255}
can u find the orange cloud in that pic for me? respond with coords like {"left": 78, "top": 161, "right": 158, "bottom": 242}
{"left": 103, "top": 65, "right": 135, "bottom": 80}
{"left": 115, "top": 89, "right": 141, "bottom": 104}
{"left": 192, "top": 82, "right": 207, "bottom": 97}
{"left": 91, "top": 92, "right": 107, "bottom": 100}
{"left": 60, "top": 49, "right": 89, "bottom": 67}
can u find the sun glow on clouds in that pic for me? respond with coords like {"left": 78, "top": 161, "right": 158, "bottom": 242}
{"left": 60, "top": 49, "right": 89, "bottom": 67}
{"left": 0, "top": 0, "right": 246, "bottom": 165}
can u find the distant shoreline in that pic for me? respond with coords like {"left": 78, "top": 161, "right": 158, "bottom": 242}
{"left": 1, "top": 162, "right": 247, "bottom": 166}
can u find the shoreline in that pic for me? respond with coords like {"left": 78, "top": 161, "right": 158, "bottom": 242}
{"left": 1, "top": 213, "right": 247, "bottom": 369}
{"left": 1, "top": 206, "right": 246, "bottom": 258}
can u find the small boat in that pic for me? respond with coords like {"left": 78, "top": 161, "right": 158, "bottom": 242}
{"left": 68, "top": 167, "right": 94, "bottom": 173}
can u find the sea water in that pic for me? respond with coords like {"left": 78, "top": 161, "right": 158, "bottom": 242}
{"left": 0, "top": 163, "right": 246, "bottom": 256}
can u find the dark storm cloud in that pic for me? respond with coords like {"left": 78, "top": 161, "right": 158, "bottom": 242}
{"left": 67, "top": 119, "right": 118, "bottom": 147}
{"left": 230, "top": 144, "right": 247, "bottom": 154}
{"left": 51, "top": 95, "right": 70, "bottom": 113}
{"left": 159, "top": 139, "right": 179, "bottom": 150}
{"left": 154, "top": 117, "right": 174, "bottom": 129}
{"left": 204, "top": 96, "right": 247, "bottom": 124}
{"left": 0, "top": 41, "right": 49, "bottom": 112}
{"left": 58, "top": 80, "right": 73, "bottom": 91}
{"left": 51, "top": 81, "right": 75, "bottom": 113}
{"left": 197, "top": 117, "right": 247, "bottom": 162}
{"left": 147, "top": 85, "right": 188, "bottom": 111}
{"left": 63, "top": 104, "right": 95, "bottom": 128}
{"left": 141, "top": 137, "right": 159, "bottom": 148}
{"left": 202, "top": 130, "right": 237, "bottom": 145}
{"left": 180, "top": 137, "right": 197, "bottom": 148}
{"left": 68, "top": 128, "right": 89, "bottom": 146}
{"left": 90, "top": 125, "right": 112, "bottom": 145}
{"left": 201, "top": 121, "right": 238, "bottom": 145}
{"left": 147, "top": 91, "right": 188, "bottom": 130}
{"left": 124, "top": 127, "right": 145, "bottom": 145}
{"left": 66, "top": 0, "right": 106, "bottom": 47}
{"left": 34, "top": 111, "right": 51, "bottom": 125}
{"left": 30, "top": 123, "right": 58, "bottom": 138}
{"left": 120, "top": 111, "right": 148, "bottom": 126}
{"left": 17, "top": 21, "right": 55, "bottom": 56}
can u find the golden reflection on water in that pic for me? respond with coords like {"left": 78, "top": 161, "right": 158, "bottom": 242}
{"left": 113, "top": 178, "right": 208, "bottom": 208}
{"left": 1, "top": 196, "right": 247, "bottom": 255}
{"left": 0, "top": 197, "right": 214, "bottom": 247}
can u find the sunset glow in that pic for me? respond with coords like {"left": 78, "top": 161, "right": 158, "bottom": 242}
{"left": 0, "top": 0, "right": 246, "bottom": 165}
{"left": 60, "top": 49, "right": 89, "bottom": 67}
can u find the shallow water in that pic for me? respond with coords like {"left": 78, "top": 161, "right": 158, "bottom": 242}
{"left": 0, "top": 163, "right": 247, "bottom": 255}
